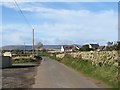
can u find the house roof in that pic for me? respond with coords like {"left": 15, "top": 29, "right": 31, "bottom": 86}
{"left": 89, "top": 44, "right": 99, "bottom": 48}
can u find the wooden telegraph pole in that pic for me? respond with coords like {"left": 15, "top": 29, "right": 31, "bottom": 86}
{"left": 32, "top": 29, "right": 34, "bottom": 57}
{"left": 24, "top": 42, "right": 25, "bottom": 54}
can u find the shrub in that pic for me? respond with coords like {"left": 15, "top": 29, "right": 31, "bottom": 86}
{"left": 12, "top": 57, "right": 40, "bottom": 64}
{"left": 34, "top": 55, "right": 42, "bottom": 60}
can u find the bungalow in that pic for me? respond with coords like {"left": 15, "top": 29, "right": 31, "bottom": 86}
{"left": 88, "top": 44, "right": 99, "bottom": 50}
{"left": 61, "top": 45, "right": 80, "bottom": 52}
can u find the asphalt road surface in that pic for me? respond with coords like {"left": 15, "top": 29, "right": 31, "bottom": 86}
{"left": 32, "top": 57, "right": 100, "bottom": 88}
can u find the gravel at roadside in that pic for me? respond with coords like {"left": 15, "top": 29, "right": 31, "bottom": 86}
{"left": 2, "top": 63, "right": 38, "bottom": 88}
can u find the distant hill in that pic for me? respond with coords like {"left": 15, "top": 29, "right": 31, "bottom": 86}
{"left": 1, "top": 45, "right": 62, "bottom": 50}
{"left": 1, "top": 45, "right": 81, "bottom": 50}
{"left": 1, "top": 45, "right": 31, "bottom": 50}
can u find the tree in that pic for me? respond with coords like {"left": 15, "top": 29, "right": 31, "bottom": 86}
{"left": 36, "top": 42, "right": 43, "bottom": 55}
{"left": 36, "top": 42, "right": 43, "bottom": 50}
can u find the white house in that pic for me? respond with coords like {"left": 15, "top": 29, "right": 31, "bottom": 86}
{"left": 61, "top": 45, "right": 80, "bottom": 52}
{"left": 88, "top": 44, "right": 99, "bottom": 50}
{"left": 61, "top": 46, "right": 65, "bottom": 52}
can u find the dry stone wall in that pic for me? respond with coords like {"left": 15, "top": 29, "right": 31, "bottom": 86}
{"left": 56, "top": 51, "right": 118, "bottom": 67}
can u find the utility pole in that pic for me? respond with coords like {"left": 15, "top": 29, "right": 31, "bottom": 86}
{"left": 24, "top": 42, "right": 25, "bottom": 54}
{"left": 32, "top": 29, "right": 34, "bottom": 57}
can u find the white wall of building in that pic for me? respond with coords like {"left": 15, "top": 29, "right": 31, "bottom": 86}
{"left": 61, "top": 46, "right": 64, "bottom": 52}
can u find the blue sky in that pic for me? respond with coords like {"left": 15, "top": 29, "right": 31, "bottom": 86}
{"left": 1, "top": 2, "right": 118, "bottom": 46}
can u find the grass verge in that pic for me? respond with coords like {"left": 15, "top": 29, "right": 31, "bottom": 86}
{"left": 50, "top": 54, "right": 119, "bottom": 88}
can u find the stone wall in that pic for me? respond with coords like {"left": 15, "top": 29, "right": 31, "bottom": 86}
{"left": 56, "top": 51, "right": 118, "bottom": 67}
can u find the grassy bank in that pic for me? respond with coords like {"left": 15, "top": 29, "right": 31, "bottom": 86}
{"left": 50, "top": 54, "right": 119, "bottom": 88}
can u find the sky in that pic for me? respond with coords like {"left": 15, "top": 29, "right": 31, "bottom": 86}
{"left": 1, "top": 1, "right": 118, "bottom": 46}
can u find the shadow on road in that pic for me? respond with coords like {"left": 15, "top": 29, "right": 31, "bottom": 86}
{"left": 11, "top": 64, "right": 37, "bottom": 68}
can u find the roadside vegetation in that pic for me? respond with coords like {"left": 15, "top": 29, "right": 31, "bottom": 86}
{"left": 12, "top": 55, "right": 42, "bottom": 64}
{"left": 49, "top": 53, "right": 119, "bottom": 88}
{"left": 2, "top": 42, "right": 119, "bottom": 88}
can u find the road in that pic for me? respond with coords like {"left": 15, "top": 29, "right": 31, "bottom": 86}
{"left": 32, "top": 57, "right": 100, "bottom": 88}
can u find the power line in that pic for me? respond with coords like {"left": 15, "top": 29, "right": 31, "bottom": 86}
{"left": 13, "top": 0, "right": 35, "bottom": 57}
{"left": 13, "top": 0, "right": 33, "bottom": 29}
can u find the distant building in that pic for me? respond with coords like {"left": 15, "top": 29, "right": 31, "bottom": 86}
{"left": 48, "top": 49, "right": 61, "bottom": 53}
{"left": 88, "top": 44, "right": 99, "bottom": 50}
{"left": 107, "top": 42, "right": 113, "bottom": 46}
{"left": 61, "top": 45, "right": 80, "bottom": 52}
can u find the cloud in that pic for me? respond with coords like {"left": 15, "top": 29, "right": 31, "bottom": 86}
{"left": 2, "top": 24, "right": 33, "bottom": 45}
{"left": 1, "top": 0, "right": 119, "bottom": 2}
{"left": 2, "top": 2, "right": 118, "bottom": 45}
